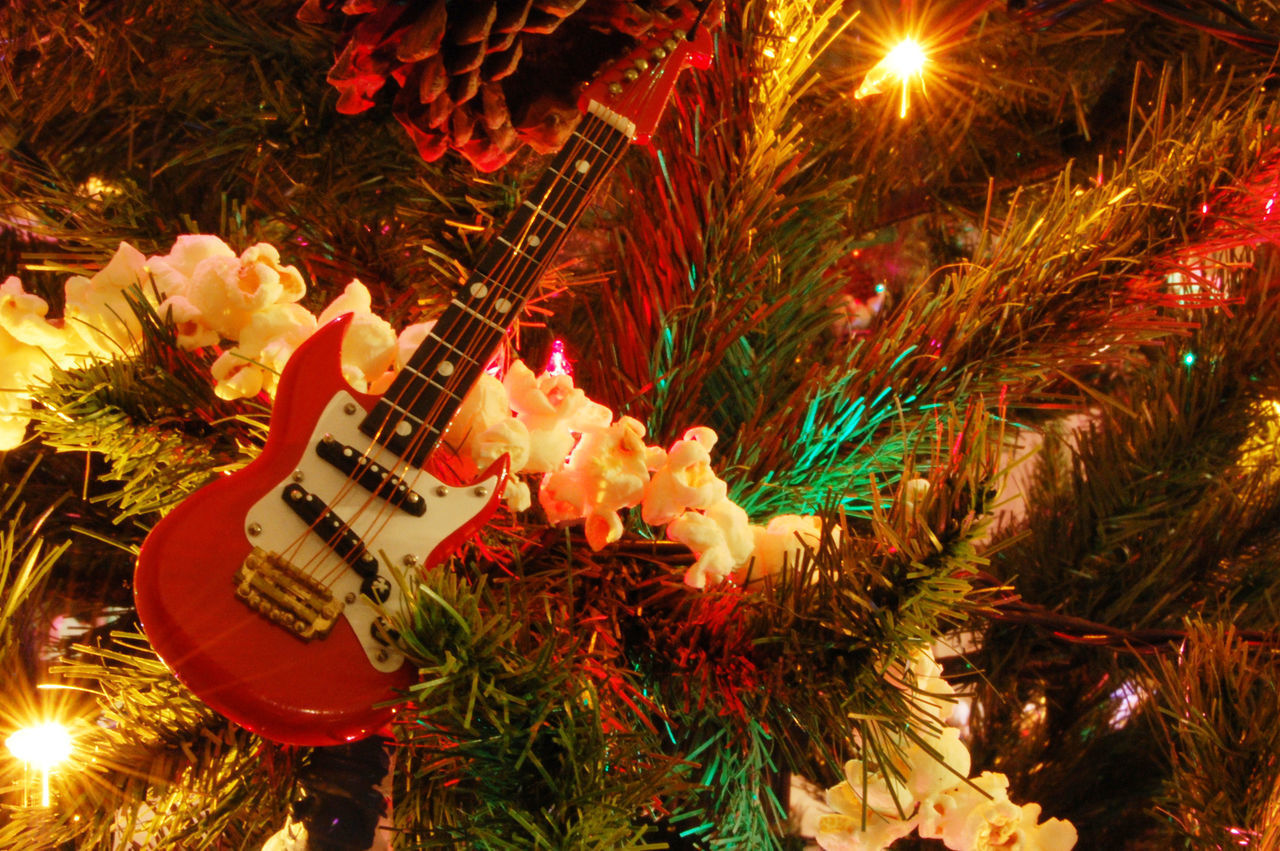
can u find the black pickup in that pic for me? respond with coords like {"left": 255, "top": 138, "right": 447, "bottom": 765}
{"left": 281, "top": 483, "right": 380, "bottom": 578}
{"left": 315, "top": 435, "right": 427, "bottom": 517}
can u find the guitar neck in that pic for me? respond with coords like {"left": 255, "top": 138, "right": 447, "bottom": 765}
{"left": 361, "top": 104, "right": 635, "bottom": 464}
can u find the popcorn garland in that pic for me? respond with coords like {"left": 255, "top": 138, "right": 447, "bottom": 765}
{"left": 2, "top": 236, "right": 828, "bottom": 589}
{"left": 793, "top": 647, "right": 1078, "bottom": 851}
{"left": 439, "top": 356, "right": 832, "bottom": 589}
{"left": 5, "top": 237, "right": 1078, "bottom": 848}
{"left": 0, "top": 236, "right": 397, "bottom": 451}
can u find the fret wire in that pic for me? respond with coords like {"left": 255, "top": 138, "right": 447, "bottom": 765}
{"left": 399, "top": 363, "right": 471, "bottom": 401}
{"left": 448, "top": 281, "right": 527, "bottom": 333}
{"left": 363, "top": 111, "right": 631, "bottom": 455}
{"left": 495, "top": 203, "right": 541, "bottom": 240}
{"left": 420, "top": 335, "right": 483, "bottom": 367}
{"left": 470, "top": 269, "right": 521, "bottom": 295}
{"left": 494, "top": 235, "right": 540, "bottom": 263}
{"left": 531, "top": 148, "right": 625, "bottom": 228}
{"left": 568, "top": 127, "right": 610, "bottom": 156}
{"left": 449, "top": 298, "right": 507, "bottom": 333}
{"left": 467, "top": 270, "right": 534, "bottom": 308}
{"left": 432, "top": 308, "right": 506, "bottom": 349}
{"left": 398, "top": 303, "right": 504, "bottom": 374}
{"left": 515, "top": 121, "right": 619, "bottom": 227}
{"left": 498, "top": 211, "right": 568, "bottom": 250}
{"left": 410, "top": 332, "right": 502, "bottom": 382}
{"left": 420, "top": 371, "right": 484, "bottom": 431}
{"left": 482, "top": 171, "right": 599, "bottom": 271}
{"left": 544, "top": 164, "right": 594, "bottom": 195}
{"left": 374, "top": 397, "right": 425, "bottom": 425}
{"left": 458, "top": 127, "right": 623, "bottom": 320}
{"left": 423, "top": 375, "right": 463, "bottom": 403}
{"left": 386, "top": 360, "right": 484, "bottom": 426}
{"left": 523, "top": 200, "right": 568, "bottom": 230}
{"left": 444, "top": 162, "right": 619, "bottom": 346}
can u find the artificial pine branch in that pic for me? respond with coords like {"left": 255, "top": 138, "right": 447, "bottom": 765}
{"left": 816, "top": 0, "right": 1279, "bottom": 224}
{"left": 29, "top": 292, "right": 264, "bottom": 519}
{"left": 1147, "top": 621, "right": 1280, "bottom": 848}
{"left": 0, "top": 0, "right": 509, "bottom": 314}
{"left": 388, "top": 563, "right": 686, "bottom": 848}
{"left": 0, "top": 462, "right": 73, "bottom": 724}
{"left": 965, "top": 243, "right": 1280, "bottom": 844}
{"left": 0, "top": 468, "right": 292, "bottom": 850}
{"left": 4, "top": 632, "right": 294, "bottom": 849}
{"left": 568, "top": 6, "right": 1280, "bottom": 524}
{"left": 7, "top": 0, "right": 1280, "bottom": 847}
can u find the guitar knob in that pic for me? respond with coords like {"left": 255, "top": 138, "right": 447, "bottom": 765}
{"left": 362, "top": 574, "right": 392, "bottom": 604}
{"left": 634, "top": 58, "right": 649, "bottom": 72}
{"left": 370, "top": 617, "right": 400, "bottom": 646}
{"left": 651, "top": 46, "right": 668, "bottom": 60}
{"left": 623, "top": 69, "right": 639, "bottom": 82}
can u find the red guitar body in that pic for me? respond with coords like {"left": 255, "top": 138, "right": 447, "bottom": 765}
{"left": 135, "top": 316, "right": 506, "bottom": 745}
{"left": 134, "top": 13, "right": 715, "bottom": 747}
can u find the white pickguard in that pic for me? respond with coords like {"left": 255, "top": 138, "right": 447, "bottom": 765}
{"left": 245, "top": 391, "right": 501, "bottom": 673}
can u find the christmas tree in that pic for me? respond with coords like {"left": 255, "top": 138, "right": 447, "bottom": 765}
{"left": 3, "top": 0, "right": 1279, "bottom": 848}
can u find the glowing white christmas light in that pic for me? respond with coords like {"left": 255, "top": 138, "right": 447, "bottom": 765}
{"left": 6, "top": 722, "right": 73, "bottom": 807}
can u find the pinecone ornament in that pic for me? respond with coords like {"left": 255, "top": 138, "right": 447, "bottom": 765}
{"left": 300, "top": 0, "right": 704, "bottom": 171}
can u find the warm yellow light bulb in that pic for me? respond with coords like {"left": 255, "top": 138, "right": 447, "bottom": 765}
{"left": 7, "top": 722, "right": 73, "bottom": 807}
{"left": 883, "top": 39, "right": 926, "bottom": 79}
{"left": 6, "top": 722, "right": 72, "bottom": 770}
{"left": 854, "top": 38, "right": 929, "bottom": 116}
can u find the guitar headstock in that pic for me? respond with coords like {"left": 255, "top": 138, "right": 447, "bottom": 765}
{"left": 578, "top": 7, "right": 717, "bottom": 146}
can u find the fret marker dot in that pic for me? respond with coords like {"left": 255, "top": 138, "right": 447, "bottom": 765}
{"left": 528, "top": 235, "right": 541, "bottom": 247}
{"left": 470, "top": 282, "right": 488, "bottom": 298}
{"left": 437, "top": 361, "right": 455, "bottom": 376}
{"left": 576, "top": 159, "right": 591, "bottom": 174}
{"left": 494, "top": 298, "right": 513, "bottom": 314}
{"left": 396, "top": 420, "right": 412, "bottom": 437}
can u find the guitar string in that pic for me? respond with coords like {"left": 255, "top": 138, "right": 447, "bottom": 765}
{"left": 274, "top": 108, "right": 631, "bottom": 594}
{"left": 329, "top": 111, "right": 632, "bottom": 576}
{"left": 305, "top": 112, "right": 627, "bottom": 590}
{"left": 281, "top": 117, "right": 607, "bottom": 586}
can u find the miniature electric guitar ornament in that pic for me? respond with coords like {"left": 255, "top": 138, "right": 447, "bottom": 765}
{"left": 134, "top": 12, "right": 716, "bottom": 746}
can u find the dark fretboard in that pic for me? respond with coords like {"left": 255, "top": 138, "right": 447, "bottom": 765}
{"left": 360, "top": 104, "right": 635, "bottom": 466}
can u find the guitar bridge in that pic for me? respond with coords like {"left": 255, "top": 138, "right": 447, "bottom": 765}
{"left": 234, "top": 547, "right": 344, "bottom": 641}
